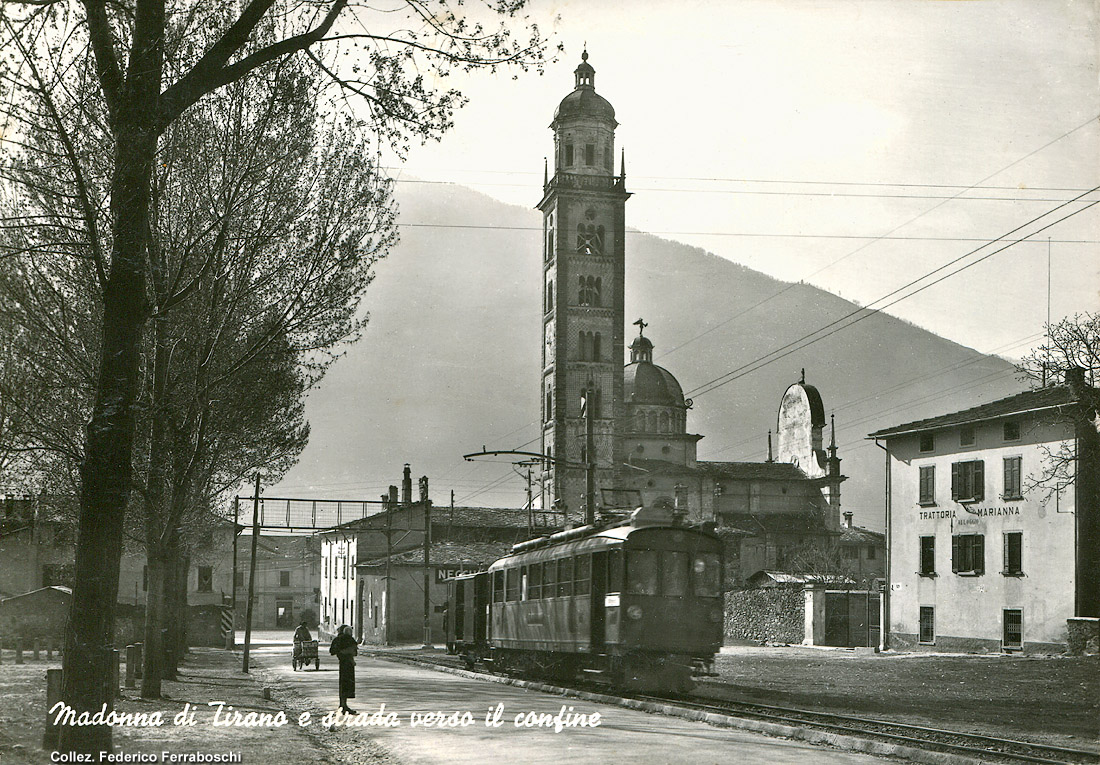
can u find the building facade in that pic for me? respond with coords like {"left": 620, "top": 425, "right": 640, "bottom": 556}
{"left": 529, "top": 55, "right": 847, "bottom": 586}
{"left": 538, "top": 50, "right": 629, "bottom": 517}
{"left": 870, "top": 378, "right": 1097, "bottom": 652}
{"left": 317, "top": 466, "right": 560, "bottom": 641}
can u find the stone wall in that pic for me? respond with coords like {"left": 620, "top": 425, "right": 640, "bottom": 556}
{"left": 1067, "top": 617, "right": 1099, "bottom": 655}
{"left": 725, "top": 587, "right": 805, "bottom": 644}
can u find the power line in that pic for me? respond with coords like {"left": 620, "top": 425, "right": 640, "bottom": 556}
{"left": 684, "top": 188, "right": 1100, "bottom": 400}
{"left": 390, "top": 177, "right": 1088, "bottom": 203}
{"left": 393, "top": 220, "right": 1100, "bottom": 245}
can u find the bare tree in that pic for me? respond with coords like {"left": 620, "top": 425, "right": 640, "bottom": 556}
{"left": 1, "top": 0, "right": 550, "bottom": 751}
{"left": 1016, "top": 313, "right": 1100, "bottom": 617}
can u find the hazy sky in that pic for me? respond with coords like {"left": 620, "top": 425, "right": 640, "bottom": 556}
{"left": 390, "top": 0, "right": 1098, "bottom": 359}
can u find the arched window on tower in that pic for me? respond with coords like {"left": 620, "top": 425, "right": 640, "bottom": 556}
{"left": 578, "top": 331, "right": 589, "bottom": 361}
{"left": 545, "top": 214, "right": 554, "bottom": 262}
{"left": 545, "top": 281, "right": 554, "bottom": 313}
{"left": 546, "top": 388, "right": 553, "bottom": 421}
{"left": 594, "top": 388, "right": 602, "bottom": 418}
{"left": 577, "top": 224, "right": 602, "bottom": 255}
{"left": 592, "top": 332, "right": 601, "bottom": 360}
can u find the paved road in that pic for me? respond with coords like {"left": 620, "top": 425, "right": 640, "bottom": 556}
{"left": 246, "top": 635, "right": 888, "bottom": 765}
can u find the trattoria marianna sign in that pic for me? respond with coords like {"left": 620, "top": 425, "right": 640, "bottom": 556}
{"left": 918, "top": 506, "right": 1023, "bottom": 521}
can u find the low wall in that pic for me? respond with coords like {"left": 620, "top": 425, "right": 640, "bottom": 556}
{"left": 1066, "top": 618, "right": 1099, "bottom": 656}
{"left": 890, "top": 631, "right": 1065, "bottom": 654}
{"left": 725, "top": 587, "right": 805, "bottom": 645}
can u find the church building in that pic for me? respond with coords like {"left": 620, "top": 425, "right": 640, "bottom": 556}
{"left": 536, "top": 52, "right": 847, "bottom": 585}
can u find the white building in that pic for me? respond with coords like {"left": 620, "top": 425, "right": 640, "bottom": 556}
{"left": 870, "top": 376, "right": 1097, "bottom": 653}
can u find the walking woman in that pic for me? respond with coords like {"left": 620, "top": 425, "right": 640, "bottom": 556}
{"left": 329, "top": 625, "right": 359, "bottom": 713}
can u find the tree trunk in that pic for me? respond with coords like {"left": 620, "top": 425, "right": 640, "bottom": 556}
{"left": 162, "top": 539, "right": 182, "bottom": 679}
{"left": 140, "top": 541, "right": 166, "bottom": 698}
{"left": 59, "top": 137, "right": 156, "bottom": 753}
{"left": 59, "top": 2, "right": 164, "bottom": 742}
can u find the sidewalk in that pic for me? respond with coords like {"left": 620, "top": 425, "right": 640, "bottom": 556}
{"left": 1, "top": 647, "right": 397, "bottom": 765}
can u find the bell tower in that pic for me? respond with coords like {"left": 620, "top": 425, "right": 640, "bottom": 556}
{"left": 537, "top": 50, "right": 629, "bottom": 517}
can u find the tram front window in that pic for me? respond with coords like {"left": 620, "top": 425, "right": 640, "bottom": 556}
{"left": 662, "top": 551, "right": 689, "bottom": 597}
{"left": 693, "top": 553, "right": 721, "bottom": 597}
{"left": 625, "top": 550, "right": 659, "bottom": 595}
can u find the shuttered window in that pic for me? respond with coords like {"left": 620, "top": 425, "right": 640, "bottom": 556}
{"left": 1003, "top": 457, "right": 1022, "bottom": 500}
{"left": 919, "top": 466, "right": 935, "bottom": 505}
{"left": 950, "top": 460, "right": 984, "bottom": 502}
{"left": 951, "top": 534, "right": 985, "bottom": 575}
{"left": 1003, "top": 532, "right": 1023, "bottom": 576}
{"left": 919, "top": 536, "right": 936, "bottom": 576}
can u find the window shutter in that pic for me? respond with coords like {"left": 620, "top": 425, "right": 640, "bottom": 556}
{"left": 973, "top": 461, "right": 985, "bottom": 501}
{"left": 951, "top": 463, "right": 960, "bottom": 501}
{"left": 974, "top": 535, "right": 985, "bottom": 574}
{"left": 951, "top": 535, "right": 961, "bottom": 573}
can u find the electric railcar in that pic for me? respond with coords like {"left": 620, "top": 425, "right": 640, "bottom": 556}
{"left": 445, "top": 506, "right": 723, "bottom": 692}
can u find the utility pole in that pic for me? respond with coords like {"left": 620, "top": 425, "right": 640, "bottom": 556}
{"left": 421, "top": 476, "right": 432, "bottom": 648}
{"left": 384, "top": 493, "right": 393, "bottom": 646}
{"left": 526, "top": 467, "right": 534, "bottom": 537}
{"left": 585, "top": 390, "right": 595, "bottom": 527}
{"left": 242, "top": 473, "right": 261, "bottom": 673}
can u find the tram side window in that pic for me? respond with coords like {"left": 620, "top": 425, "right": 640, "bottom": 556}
{"left": 492, "top": 570, "right": 504, "bottom": 603}
{"left": 575, "top": 554, "right": 591, "bottom": 595}
{"left": 692, "top": 553, "right": 721, "bottom": 597}
{"left": 521, "top": 565, "right": 529, "bottom": 601}
{"left": 506, "top": 568, "right": 521, "bottom": 602}
{"left": 558, "top": 557, "right": 574, "bottom": 597}
{"left": 543, "top": 560, "right": 558, "bottom": 597}
{"left": 529, "top": 562, "right": 542, "bottom": 599}
{"left": 607, "top": 548, "right": 623, "bottom": 593}
{"left": 663, "top": 551, "right": 689, "bottom": 597}
{"left": 625, "top": 550, "right": 659, "bottom": 595}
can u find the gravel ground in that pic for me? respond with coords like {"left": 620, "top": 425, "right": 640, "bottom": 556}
{"left": 0, "top": 646, "right": 399, "bottom": 765}
{"left": 703, "top": 646, "right": 1099, "bottom": 750}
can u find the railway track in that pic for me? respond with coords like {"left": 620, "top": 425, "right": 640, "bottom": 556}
{"left": 374, "top": 652, "right": 1098, "bottom": 764}
{"left": 634, "top": 692, "right": 1099, "bottom": 765}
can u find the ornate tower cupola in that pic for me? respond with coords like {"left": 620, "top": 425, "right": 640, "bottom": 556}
{"left": 629, "top": 319, "right": 654, "bottom": 363}
{"left": 538, "top": 50, "right": 630, "bottom": 516}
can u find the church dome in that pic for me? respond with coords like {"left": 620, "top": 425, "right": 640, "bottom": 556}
{"left": 624, "top": 362, "right": 686, "bottom": 407}
{"left": 553, "top": 51, "right": 616, "bottom": 124}
{"left": 624, "top": 324, "right": 686, "bottom": 407}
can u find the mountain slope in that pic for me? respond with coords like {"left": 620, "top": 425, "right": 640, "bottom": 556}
{"left": 273, "top": 182, "right": 1022, "bottom": 530}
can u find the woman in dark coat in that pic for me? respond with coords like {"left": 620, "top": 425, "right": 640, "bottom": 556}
{"left": 328, "top": 625, "right": 359, "bottom": 713}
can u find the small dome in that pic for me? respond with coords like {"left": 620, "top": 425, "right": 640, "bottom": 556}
{"left": 553, "top": 50, "right": 616, "bottom": 124}
{"left": 624, "top": 362, "right": 686, "bottom": 407}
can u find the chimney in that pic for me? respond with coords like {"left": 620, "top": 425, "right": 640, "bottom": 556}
{"left": 1066, "top": 366, "right": 1086, "bottom": 388}
{"left": 843, "top": 511, "right": 853, "bottom": 529}
{"left": 388, "top": 485, "right": 398, "bottom": 507}
{"left": 402, "top": 464, "right": 412, "bottom": 504}
{"left": 419, "top": 476, "right": 429, "bottom": 503}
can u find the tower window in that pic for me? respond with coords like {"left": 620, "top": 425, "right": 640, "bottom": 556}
{"left": 545, "top": 281, "right": 554, "bottom": 313}
{"left": 578, "top": 275, "right": 600, "bottom": 306}
{"left": 576, "top": 224, "right": 602, "bottom": 255}
{"left": 564, "top": 144, "right": 574, "bottom": 166}
{"left": 546, "top": 389, "right": 553, "bottom": 422}
{"left": 578, "top": 331, "right": 602, "bottom": 361}
{"left": 585, "top": 144, "right": 595, "bottom": 165}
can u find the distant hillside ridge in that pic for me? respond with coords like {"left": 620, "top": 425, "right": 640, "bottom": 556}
{"left": 273, "top": 181, "right": 1021, "bottom": 530}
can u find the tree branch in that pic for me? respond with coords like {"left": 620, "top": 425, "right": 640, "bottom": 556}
{"left": 156, "top": 0, "right": 347, "bottom": 132}
{"left": 81, "top": 0, "right": 124, "bottom": 129}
